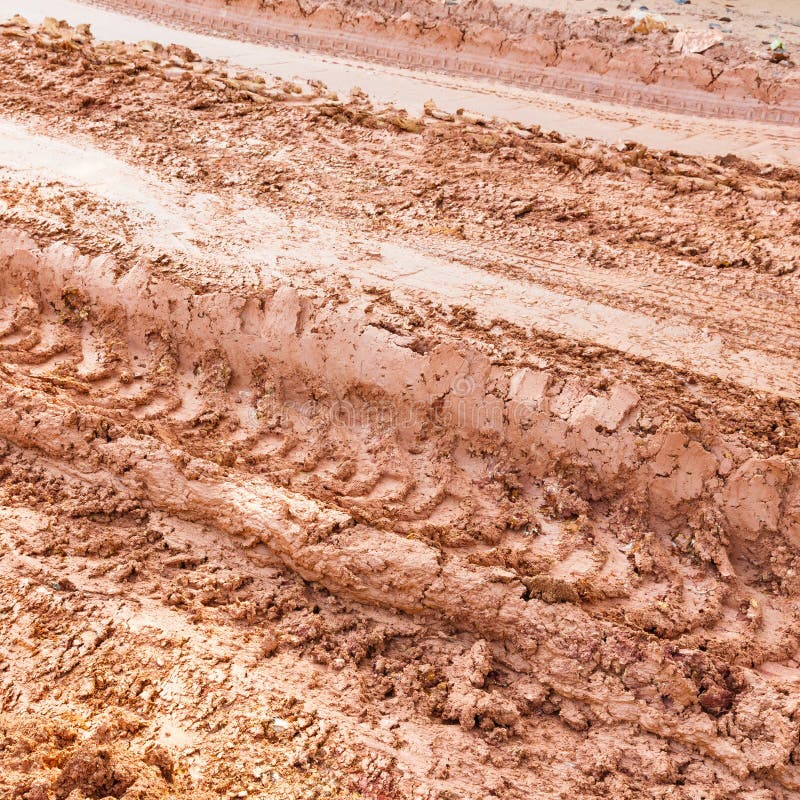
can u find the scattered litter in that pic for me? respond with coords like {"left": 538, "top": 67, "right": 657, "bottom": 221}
{"left": 672, "top": 28, "right": 724, "bottom": 54}
{"left": 674, "top": 0, "right": 690, "bottom": 5}
{"left": 628, "top": 9, "right": 668, "bottom": 33}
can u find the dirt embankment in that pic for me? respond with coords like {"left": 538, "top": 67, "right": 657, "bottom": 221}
{"left": 1, "top": 17, "right": 800, "bottom": 800}
{"left": 79, "top": 0, "right": 800, "bottom": 122}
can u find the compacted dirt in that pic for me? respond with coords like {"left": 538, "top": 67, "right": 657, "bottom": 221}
{"left": 1, "top": 8, "right": 800, "bottom": 800}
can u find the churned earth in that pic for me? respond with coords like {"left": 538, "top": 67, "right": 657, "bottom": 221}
{"left": 6, "top": 0, "right": 800, "bottom": 162}
{"left": 78, "top": 0, "right": 800, "bottom": 121}
{"left": 1, "top": 6, "right": 800, "bottom": 800}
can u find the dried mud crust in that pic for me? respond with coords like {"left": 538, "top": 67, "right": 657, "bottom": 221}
{"left": 78, "top": 0, "right": 800, "bottom": 124}
{"left": 1, "top": 17, "right": 800, "bottom": 800}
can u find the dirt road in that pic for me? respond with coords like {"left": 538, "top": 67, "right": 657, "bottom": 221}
{"left": 1, "top": 11, "right": 800, "bottom": 800}
{"left": 4, "top": 0, "right": 800, "bottom": 162}
{"left": 75, "top": 0, "right": 800, "bottom": 119}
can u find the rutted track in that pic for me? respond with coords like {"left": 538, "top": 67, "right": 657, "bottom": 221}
{"left": 80, "top": 0, "right": 800, "bottom": 125}
{"left": 422, "top": 238, "right": 800, "bottom": 365}
{"left": 2, "top": 15, "right": 800, "bottom": 800}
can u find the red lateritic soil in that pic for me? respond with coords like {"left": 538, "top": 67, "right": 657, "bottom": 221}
{"left": 1, "top": 12, "right": 799, "bottom": 800}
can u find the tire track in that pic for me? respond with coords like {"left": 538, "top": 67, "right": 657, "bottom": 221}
{"left": 422, "top": 238, "right": 800, "bottom": 362}
{"left": 78, "top": 0, "right": 800, "bottom": 126}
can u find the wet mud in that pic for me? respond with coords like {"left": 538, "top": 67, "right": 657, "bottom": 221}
{"left": 1, "top": 14, "right": 800, "bottom": 800}
{"left": 81, "top": 0, "right": 800, "bottom": 123}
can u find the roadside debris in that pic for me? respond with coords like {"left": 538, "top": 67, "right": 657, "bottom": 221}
{"left": 770, "top": 38, "right": 789, "bottom": 63}
{"left": 627, "top": 9, "right": 668, "bottom": 34}
{"left": 672, "top": 28, "right": 724, "bottom": 55}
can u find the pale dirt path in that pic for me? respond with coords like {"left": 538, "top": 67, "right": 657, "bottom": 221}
{"left": 2, "top": 115, "right": 798, "bottom": 398}
{"left": 2, "top": 0, "right": 799, "bottom": 163}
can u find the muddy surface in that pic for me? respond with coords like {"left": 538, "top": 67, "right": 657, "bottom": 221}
{"left": 6, "top": 0, "right": 800, "bottom": 164}
{"left": 1, "top": 11, "right": 800, "bottom": 800}
{"left": 80, "top": 0, "right": 800, "bottom": 123}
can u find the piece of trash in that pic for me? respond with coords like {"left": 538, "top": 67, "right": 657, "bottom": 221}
{"left": 674, "top": 0, "right": 690, "bottom": 5}
{"left": 672, "top": 28, "right": 724, "bottom": 54}
{"left": 708, "top": 22, "right": 721, "bottom": 29}
{"left": 628, "top": 8, "right": 667, "bottom": 33}
{"left": 769, "top": 39, "right": 789, "bottom": 62}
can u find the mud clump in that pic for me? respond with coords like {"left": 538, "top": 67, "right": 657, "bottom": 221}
{"left": 0, "top": 713, "right": 182, "bottom": 800}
